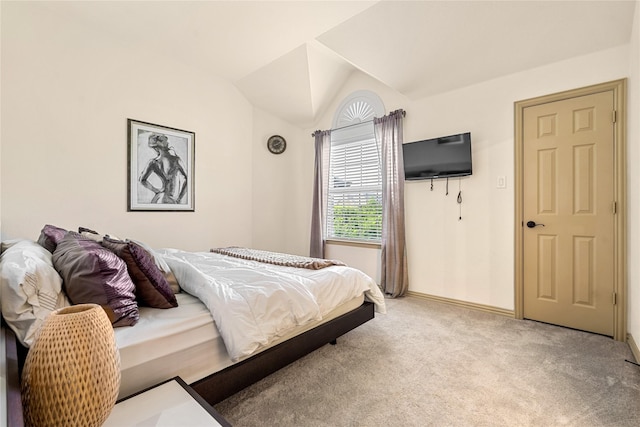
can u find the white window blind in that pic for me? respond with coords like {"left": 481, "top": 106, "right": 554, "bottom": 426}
{"left": 327, "top": 126, "right": 382, "bottom": 242}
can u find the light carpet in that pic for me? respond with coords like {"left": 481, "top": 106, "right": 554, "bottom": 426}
{"left": 214, "top": 296, "right": 640, "bottom": 426}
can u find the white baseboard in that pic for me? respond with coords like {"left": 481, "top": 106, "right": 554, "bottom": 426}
{"left": 406, "top": 291, "right": 514, "bottom": 318}
{"left": 628, "top": 333, "right": 640, "bottom": 363}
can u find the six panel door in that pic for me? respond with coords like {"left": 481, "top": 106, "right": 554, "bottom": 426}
{"left": 522, "top": 90, "right": 615, "bottom": 336}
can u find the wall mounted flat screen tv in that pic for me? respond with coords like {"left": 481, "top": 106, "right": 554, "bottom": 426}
{"left": 403, "top": 132, "right": 472, "bottom": 180}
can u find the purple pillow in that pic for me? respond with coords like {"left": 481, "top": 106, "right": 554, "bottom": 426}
{"left": 52, "top": 232, "right": 138, "bottom": 327}
{"left": 101, "top": 237, "right": 177, "bottom": 309}
{"left": 37, "top": 224, "right": 67, "bottom": 253}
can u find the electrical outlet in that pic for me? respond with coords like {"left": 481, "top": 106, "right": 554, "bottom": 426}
{"left": 497, "top": 176, "right": 507, "bottom": 189}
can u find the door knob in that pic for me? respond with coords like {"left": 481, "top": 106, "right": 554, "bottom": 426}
{"left": 526, "top": 221, "right": 545, "bottom": 228}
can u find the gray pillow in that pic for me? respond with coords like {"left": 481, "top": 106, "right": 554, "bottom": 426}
{"left": 52, "top": 232, "right": 139, "bottom": 327}
{"left": 36, "top": 224, "right": 67, "bottom": 253}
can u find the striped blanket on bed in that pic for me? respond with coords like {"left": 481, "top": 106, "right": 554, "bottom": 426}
{"left": 210, "top": 247, "right": 345, "bottom": 270}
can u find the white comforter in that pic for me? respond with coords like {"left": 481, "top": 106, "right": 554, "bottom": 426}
{"left": 157, "top": 249, "right": 386, "bottom": 361}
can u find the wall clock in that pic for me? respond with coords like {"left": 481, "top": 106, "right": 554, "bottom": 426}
{"left": 267, "top": 135, "right": 286, "bottom": 154}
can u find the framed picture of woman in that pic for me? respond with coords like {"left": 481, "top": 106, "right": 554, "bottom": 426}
{"left": 127, "top": 119, "right": 195, "bottom": 211}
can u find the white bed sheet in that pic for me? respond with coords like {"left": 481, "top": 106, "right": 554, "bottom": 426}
{"left": 159, "top": 249, "right": 385, "bottom": 361}
{"left": 114, "top": 292, "right": 365, "bottom": 399}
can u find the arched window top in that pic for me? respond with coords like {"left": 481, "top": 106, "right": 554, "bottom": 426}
{"left": 332, "top": 90, "right": 385, "bottom": 129}
{"left": 326, "top": 90, "right": 385, "bottom": 243}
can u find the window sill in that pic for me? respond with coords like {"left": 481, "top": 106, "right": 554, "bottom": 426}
{"left": 325, "top": 239, "right": 381, "bottom": 249}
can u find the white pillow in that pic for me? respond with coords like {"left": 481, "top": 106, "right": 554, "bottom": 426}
{"left": 0, "top": 239, "right": 70, "bottom": 347}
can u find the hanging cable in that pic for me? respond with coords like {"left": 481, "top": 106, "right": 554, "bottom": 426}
{"left": 446, "top": 177, "right": 449, "bottom": 196}
{"left": 430, "top": 178, "right": 434, "bottom": 191}
{"left": 457, "top": 178, "right": 463, "bottom": 220}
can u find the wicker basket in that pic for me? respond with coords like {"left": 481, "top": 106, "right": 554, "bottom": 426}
{"left": 21, "top": 304, "right": 121, "bottom": 427}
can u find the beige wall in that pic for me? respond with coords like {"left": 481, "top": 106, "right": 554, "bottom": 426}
{"left": 1, "top": 3, "right": 254, "bottom": 251}
{"left": 0, "top": 0, "right": 3, "bottom": 242}
{"left": 302, "top": 45, "right": 632, "bottom": 312}
{"left": 2, "top": 2, "right": 638, "bottom": 334}
{"left": 627, "top": 1, "right": 640, "bottom": 347}
{"left": 251, "top": 107, "right": 308, "bottom": 255}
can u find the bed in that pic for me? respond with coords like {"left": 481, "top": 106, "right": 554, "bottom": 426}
{"left": 1, "top": 225, "right": 385, "bottom": 424}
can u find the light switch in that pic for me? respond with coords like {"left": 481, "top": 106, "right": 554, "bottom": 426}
{"left": 497, "top": 176, "right": 507, "bottom": 189}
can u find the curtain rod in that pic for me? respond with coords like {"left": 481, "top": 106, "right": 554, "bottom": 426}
{"left": 312, "top": 109, "right": 405, "bottom": 137}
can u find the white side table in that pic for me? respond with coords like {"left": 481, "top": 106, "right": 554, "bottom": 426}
{"left": 103, "top": 377, "right": 231, "bottom": 426}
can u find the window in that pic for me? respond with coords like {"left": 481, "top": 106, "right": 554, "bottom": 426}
{"left": 326, "top": 92, "right": 385, "bottom": 243}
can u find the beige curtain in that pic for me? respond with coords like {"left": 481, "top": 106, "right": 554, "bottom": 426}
{"left": 309, "top": 130, "right": 331, "bottom": 258}
{"left": 374, "top": 109, "right": 409, "bottom": 297}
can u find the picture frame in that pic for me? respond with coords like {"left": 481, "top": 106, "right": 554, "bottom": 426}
{"left": 127, "top": 119, "right": 195, "bottom": 211}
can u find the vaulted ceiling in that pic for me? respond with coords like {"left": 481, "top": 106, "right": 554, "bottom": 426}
{"left": 30, "top": 1, "right": 637, "bottom": 127}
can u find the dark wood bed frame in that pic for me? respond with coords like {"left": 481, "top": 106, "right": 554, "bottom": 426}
{"left": 4, "top": 301, "right": 375, "bottom": 424}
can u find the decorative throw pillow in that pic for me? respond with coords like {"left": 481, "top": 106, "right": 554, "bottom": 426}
{"left": 77, "top": 226, "right": 104, "bottom": 242}
{"left": 130, "top": 239, "right": 181, "bottom": 293}
{"left": 101, "top": 237, "right": 177, "bottom": 309}
{"left": 0, "top": 239, "right": 70, "bottom": 346}
{"left": 36, "top": 224, "right": 67, "bottom": 253}
{"left": 52, "top": 232, "right": 138, "bottom": 327}
{"left": 77, "top": 226, "right": 122, "bottom": 243}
